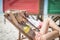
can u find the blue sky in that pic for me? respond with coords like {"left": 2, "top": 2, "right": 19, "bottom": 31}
{"left": 0, "top": 0, "right": 3, "bottom": 14}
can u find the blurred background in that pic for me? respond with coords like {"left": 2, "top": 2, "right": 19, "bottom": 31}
{"left": 0, "top": 0, "right": 60, "bottom": 40}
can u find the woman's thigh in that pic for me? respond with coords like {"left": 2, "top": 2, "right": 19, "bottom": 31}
{"left": 42, "top": 30, "right": 59, "bottom": 40}
{"left": 40, "top": 18, "right": 49, "bottom": 34}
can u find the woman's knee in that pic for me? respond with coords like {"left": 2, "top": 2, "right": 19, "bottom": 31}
{"left": 42, "top": 30, "right": 59, "bottom": 40}
{"left": 44, "top": 18, "right": 50, "bottom": 22}
{"left": 46, "top": 18, "right": 51, "bottom": 21}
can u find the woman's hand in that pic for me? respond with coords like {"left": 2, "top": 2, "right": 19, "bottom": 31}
{"left": 35, "top": 32, "right": 41, "bottom": 40}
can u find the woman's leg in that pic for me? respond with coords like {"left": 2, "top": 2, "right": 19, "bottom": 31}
{"left": 40, "top": 18, "right": 49, "bottom": 34}
{"left": 42, "top": 30, "right": 59, "bottom": 40}
{"left": 34, "top": 17, "right": 60, "bottom": 40}
{"left": 40, "top": 18, "right": 60, "bottom": 35}
{"left": 48, "top": 18, "right": 60, "bottom": 31}
{"left": 47, "top": 18, "right": 60, "bottom": 36}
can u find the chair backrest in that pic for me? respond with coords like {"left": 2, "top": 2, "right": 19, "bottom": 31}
{"left": 4, "top": 13, "right": 35, "bottom": 40}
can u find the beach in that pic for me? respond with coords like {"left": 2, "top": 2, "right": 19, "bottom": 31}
{"left": 0, "top": 14, "right": 59, "bottom": 40}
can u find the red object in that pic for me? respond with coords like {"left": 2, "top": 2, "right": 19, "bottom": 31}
{"left": 38, "top": 22, "right": 43, "bottom": 29}
{"left": 3, "top": 0, "right": 39, "bottom": 14}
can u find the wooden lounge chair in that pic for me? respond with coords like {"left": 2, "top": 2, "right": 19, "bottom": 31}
{"left": 4, "top": 13, "right": 36, "bottom": 40}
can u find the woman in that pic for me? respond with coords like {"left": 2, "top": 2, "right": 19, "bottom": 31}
{"left": 19, "top": 10, "right": 60, "bottom": 40}
{"left": 35, "top": 18, "right": 60, "bottom": 40}
{"left": 5, "top": 10, "right": 60, "bottom": 40}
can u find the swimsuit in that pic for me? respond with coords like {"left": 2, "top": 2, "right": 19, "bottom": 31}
{"left": 34, "top": 22, "right": 44, "bottom": 40}
{"left": 38, "top": 22, "right": 43, "bottom": 29}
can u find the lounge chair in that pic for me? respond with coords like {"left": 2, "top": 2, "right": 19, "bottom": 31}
{"left": 4, "top": 13, "right": 35, "bottom": 40}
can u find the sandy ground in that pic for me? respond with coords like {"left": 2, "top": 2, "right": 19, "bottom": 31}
{"left": 0, "top": 14, "right": 19, "bottom": 40}
{"left": 0, "top": 14, "right": 59, "bottom": 40}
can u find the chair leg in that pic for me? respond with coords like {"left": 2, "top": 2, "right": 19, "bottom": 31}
{"left": 59, "top": 36, "right": 60, "bottom": 40}
{"left": 18, "top": 31, "right": 22, "bottom": 40}
{"left": 4, "top": 18, "right": 6, "bottom": 24}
